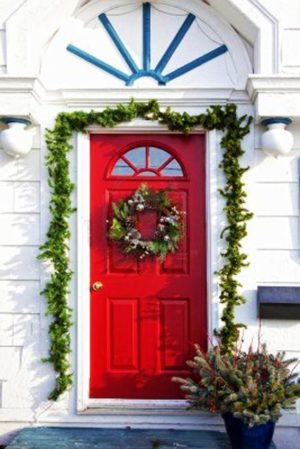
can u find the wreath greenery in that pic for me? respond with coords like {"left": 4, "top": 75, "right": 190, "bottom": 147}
{"left": 109, "top": 184, "right": 184, "bottom": 261}
{"left": 40, "top": 99, "right": 252, "bottom": 400}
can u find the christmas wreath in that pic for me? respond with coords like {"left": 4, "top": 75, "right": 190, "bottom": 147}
{"left": 109, "top": 184, "right": 184, "bottom": 261}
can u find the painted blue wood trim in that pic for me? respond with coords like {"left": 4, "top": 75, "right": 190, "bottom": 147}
{"left": 6, "top": 427, "right": 277, "bottom": 449}
{"left": 155, "top": 13, "right": 195, "bottom": 74}
{"left": 67, "top": 8, "right": 228, "bottom": 86}
{"left": 143, "top": 2, "right": 151, "bottom": 71}
{"left": 126, "top": 70, "right": 166, "bottom": 86}
{"left": 164, "top": 44, "right": 228, "bottom": 82}
{"left": 0, "top": 116, "right": 32, "bottom": 126}
{"left": 258, "top": 286, "right": 300, "bottom": 305}
{"left": 258, "top": 286, "right": 300, "bottom": 319}
{"left": 98, "top": 14, "right": 139, "bottom": 74}
{"left": 261, "top": 117, "right": 292, "bottom": 127}
{"left": 67, "top": 44, "right": 130, "bottom": 83}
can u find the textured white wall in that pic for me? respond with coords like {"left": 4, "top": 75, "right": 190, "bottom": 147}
{"left": 236, "top": 126, "right": 300, "bottom": 359}
{"left": 0, "top": 128, "right": 42, "bottom": 417}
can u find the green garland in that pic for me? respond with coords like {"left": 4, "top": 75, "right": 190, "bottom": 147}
{"left": 39, "top": 99, "right": 252, "bottom": 399}
{"left": 109, "top": 183, "right": 184, "bottom": 262}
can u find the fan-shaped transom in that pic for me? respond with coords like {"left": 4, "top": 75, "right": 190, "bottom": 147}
{"left": 40, "top": 0, "right": 252, "bottom": 89}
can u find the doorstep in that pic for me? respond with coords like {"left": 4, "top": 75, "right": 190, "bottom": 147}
{"left": 6, "top": 427, "right": 277, "bottom": 449}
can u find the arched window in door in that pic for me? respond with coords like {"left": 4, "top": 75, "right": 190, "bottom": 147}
{"left": 110, "top": 145, "right": 185, "bottom": 177}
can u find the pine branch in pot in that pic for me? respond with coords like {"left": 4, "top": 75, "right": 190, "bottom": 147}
{"left": 173, "top": 342, "right": 300, "bottom": 449}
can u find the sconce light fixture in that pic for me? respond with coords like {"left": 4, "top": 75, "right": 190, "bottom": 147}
{"left": 261, "top": 117, "right": 293, "bottom": 157}
{"left": 0, "top": 117, "right": 35, "bottom": 157}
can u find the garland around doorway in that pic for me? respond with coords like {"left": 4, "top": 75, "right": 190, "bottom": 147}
{"left": 39, "top": 99, "right": 253, "bottom": 400}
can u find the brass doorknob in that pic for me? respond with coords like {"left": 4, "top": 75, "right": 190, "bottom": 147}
{"left": 92, "top": 281, "right": 103, "bottom": 291}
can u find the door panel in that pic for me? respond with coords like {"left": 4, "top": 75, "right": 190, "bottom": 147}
{"left": 90, "top": 134, "right": 206, "bottom": 399}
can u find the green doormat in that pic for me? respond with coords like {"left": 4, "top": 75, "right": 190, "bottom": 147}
{"left": 7, "top": 427, "right": 276, "bottom": 449}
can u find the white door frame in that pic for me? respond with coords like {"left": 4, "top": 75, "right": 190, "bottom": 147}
{"left": 76, "top": 121, "right": 222, "bottom": 413}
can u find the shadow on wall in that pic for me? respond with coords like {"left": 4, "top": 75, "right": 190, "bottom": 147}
{"left": 0, "top": 147, "right": 59, "bottom": 430}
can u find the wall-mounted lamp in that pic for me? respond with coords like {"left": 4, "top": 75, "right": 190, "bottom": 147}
{"left": 261, "top": 117, "right": 294, "bottom": 157}
{"left": 0, "top": 117, "right": 35, "bottom": 157}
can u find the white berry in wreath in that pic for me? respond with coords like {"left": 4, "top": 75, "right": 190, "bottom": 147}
{"left": 108, "top": 183, "right": 184, "bottom": 262}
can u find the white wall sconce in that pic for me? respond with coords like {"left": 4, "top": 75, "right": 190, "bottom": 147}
{"left": 0, "top": 117, "right": 35, "bottom": 157}
{"left": 261, "top": 117, "right": 294, "bottom": 157}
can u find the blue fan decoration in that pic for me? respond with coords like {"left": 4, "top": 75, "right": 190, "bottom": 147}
{"left": 67, "top": 2, "right": 228, "bottom": 86}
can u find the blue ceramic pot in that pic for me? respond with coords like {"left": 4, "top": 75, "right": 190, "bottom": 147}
{"left": 223, "top": 412, "right": 275, "bottom": 449}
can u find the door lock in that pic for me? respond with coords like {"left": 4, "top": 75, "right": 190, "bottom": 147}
{"left": 92, "top": 281, "right": 104, "bottom": 291}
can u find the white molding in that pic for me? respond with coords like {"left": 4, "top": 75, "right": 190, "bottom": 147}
{"left": 76, "top": 132, "right": 91, "bottom": 413}
{"left": 60, "top": 89, "right": 250, "bottom": 108}
{"left": 247, "top": 75, "right": 300, "bottom": 99}
{"left": 87, "top": 120, "right": 202, "bottom": 134}
{"left": 209, "top": 0, "right": 280, "bottom": 73}
{"left": 76, "top": 121, "right": 221, "bottom": 416}
{"left": 206, "top": 129, "right": 220, "bottom": 341}
{"left": 247, "top": 75, "right": 300, "bottom": 120}
{"left": 0, "top": 79, "right": 252, "bottom": 113}
{"left": 5, "top": 75, "right": 300, "bottom": 121}
{"left": 0, "top": 76, "right": 38, "bottom": 92}
{"left": 85, "top": 399, "right": 188, "bottom": 413}
{"left": 34, "top": 410, "right": 300, "bottom": 428}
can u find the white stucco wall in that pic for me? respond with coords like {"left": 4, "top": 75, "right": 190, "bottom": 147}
{"left": 0, "top": 0, "right": 300, "bottom": 442}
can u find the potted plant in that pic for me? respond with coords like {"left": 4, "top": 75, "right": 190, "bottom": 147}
{"left": 173, "top": 342, "right": 300, "bottom": 449}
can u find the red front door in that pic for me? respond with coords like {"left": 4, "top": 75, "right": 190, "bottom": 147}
{"left": 90, "top": 134, "right": 207, "bottom": 399}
